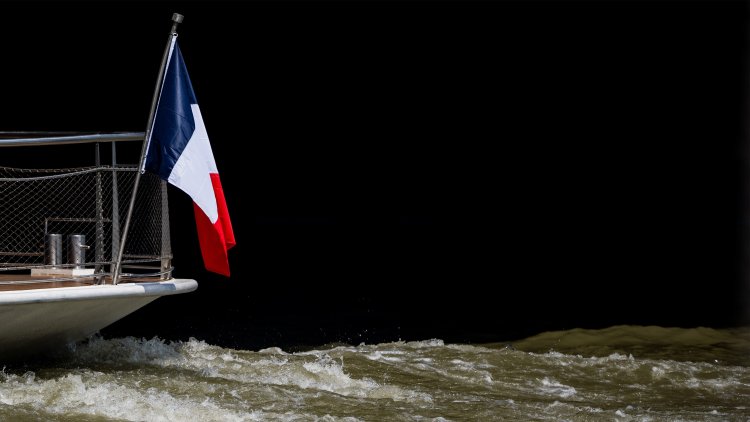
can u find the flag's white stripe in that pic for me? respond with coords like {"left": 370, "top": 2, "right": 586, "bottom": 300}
{"left": 141, "top": 34, "right": 179, "bottom": 173}
{"left": 167, "top": 104, "right": 219, "bottom": 223}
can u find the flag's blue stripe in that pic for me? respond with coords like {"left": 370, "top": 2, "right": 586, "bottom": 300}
{"left": 145, "top": 41, "right": 198, "bottom": 180}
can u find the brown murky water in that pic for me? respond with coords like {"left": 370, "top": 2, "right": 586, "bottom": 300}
{"left": 0, "top": 325, "right": 748, "bottom": 421}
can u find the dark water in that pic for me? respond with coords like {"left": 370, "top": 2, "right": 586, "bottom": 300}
{"left": 1, "top": 325, "right": 748, "bottom": 421}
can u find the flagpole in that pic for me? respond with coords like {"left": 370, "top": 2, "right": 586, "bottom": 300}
{"left": 112, "top": 13, "right": 183, "bottom": 285}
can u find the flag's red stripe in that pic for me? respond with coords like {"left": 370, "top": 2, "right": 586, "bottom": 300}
{"left": 193, "top": 173, "right": 235, "bottom": 276}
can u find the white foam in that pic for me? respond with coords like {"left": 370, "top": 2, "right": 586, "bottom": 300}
{"left": 73, "top": 335, "right": 183, "bottom": 364}
{"left": 364, "top": 351, "right": 404, "bottom": 362}
{"left": 62, "top": 336, "right": 440, "bottom": 408}
{"left": 538, "top": 377, "right": 577, "bottom": 398}
{"left": 257, "top": 347, "right": 288, "bottom": 355}
{"left": 405, "top": 339, "right": 445, "bottom": 348}
{"left": 0, "top": 371, "right": 262, "bottom": 421}
{"left": 162, "top": 339, "right": 428, "bottom": 403}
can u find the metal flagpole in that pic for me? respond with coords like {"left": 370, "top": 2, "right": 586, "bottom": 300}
{"left": 112, "top": 12, "right": 183, "bottom": 284}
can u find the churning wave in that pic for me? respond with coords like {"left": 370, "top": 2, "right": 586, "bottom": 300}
{"left": 0, "top": 325, "right": 747, "bottom": 421}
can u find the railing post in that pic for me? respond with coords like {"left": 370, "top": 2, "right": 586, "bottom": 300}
{"left": 94, "top": 142, "right": 104, "bottom": 283}
{"left": 110, "top": 142, "right": 120, "bottom": 283}
{"left": 160, "top": 180, "right": 171, "bottom": 279}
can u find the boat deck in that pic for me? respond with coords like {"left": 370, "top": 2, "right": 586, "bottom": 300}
{"left": 0, "top": 274, "right": 159, "bottom": 291}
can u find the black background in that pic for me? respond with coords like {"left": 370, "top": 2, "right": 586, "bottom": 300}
{"left": 0, "top": 1, "right": 747, "bottom": 349}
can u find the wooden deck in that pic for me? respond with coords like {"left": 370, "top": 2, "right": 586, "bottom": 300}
{"left": 0, "top": 274, "right": 160, "bottom": 291}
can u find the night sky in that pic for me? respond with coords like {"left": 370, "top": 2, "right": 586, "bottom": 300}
{"left": 0, "top": 1, "right": 747, "bottom": 349}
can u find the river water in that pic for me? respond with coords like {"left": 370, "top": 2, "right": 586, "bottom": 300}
{"left": 0, "top": 325, "right": 748, "bottom": 421}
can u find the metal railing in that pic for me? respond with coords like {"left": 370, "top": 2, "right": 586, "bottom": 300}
{"left": 0, "top": 133, "right": 171, "bottom": 283}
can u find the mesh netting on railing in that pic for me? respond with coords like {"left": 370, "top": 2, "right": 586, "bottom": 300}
{"left": 0, "top": 165, "right": 170, "bottom": 275}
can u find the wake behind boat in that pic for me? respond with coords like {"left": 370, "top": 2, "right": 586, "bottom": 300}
{"left": 0, "top": 13, "right": 234, "bottom": 361}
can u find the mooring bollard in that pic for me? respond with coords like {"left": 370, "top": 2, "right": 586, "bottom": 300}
{"left": 44, "top": 233, "right": 62, "bottom": 268}
{"left": 67, "top": 234, "right": 89, "bottom": 269}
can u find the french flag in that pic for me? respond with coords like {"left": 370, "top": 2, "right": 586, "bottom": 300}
{"left": 143, "top": 36, "right": 235, "bottom": 276}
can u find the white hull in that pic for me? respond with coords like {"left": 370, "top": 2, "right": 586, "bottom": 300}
{"left": 0, "top": 279, "right": 197, "bottom": 360}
